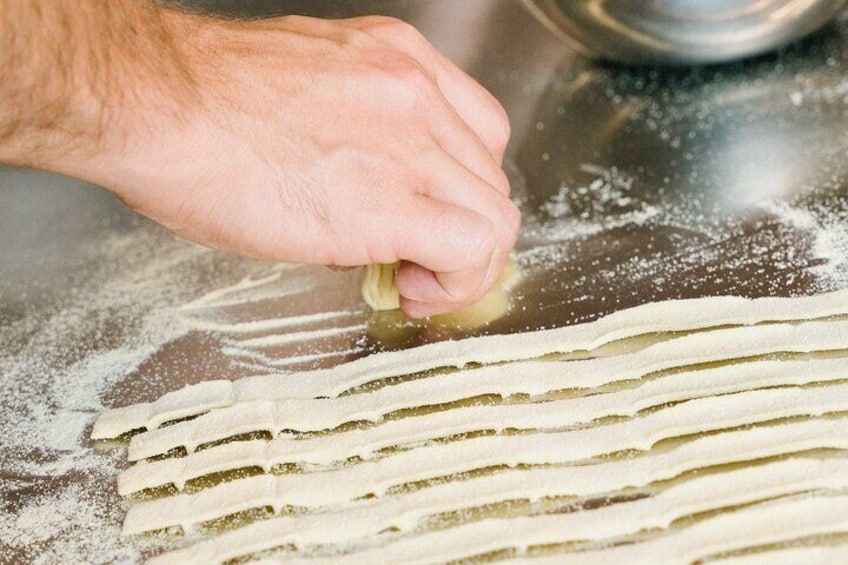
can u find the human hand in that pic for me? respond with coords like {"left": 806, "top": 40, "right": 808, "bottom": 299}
{"left": 2, "top": 3, "right": 520, "bottom": 318}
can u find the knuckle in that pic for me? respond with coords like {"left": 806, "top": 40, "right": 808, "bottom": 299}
{"left": 364, "top": 16, "right": 423, "bottom": 42}
{"left": 391, "top": 56, "right": 433, "bottom": 89}
{"left": 339, "top": 27, "right": 376, "bottom": 50}
{"left": 493, "top": 168, "right": 512, "bottom": 196}
{"left": 377, "top": 56, "right": 434, "bottom": 109}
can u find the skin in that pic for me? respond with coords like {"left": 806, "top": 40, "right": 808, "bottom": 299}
{"left": 0, "top": 1, "right": 520, "bottom": 318}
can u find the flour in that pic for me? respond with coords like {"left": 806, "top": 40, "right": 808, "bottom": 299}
{"left": 519, "top": 165, "right": 663, "bottom": 272}
{"left": 0, "top": 224, "right": 263, "bottom": 562}
{"left": 761, "top": 200, "right": 848, "bottom": 290}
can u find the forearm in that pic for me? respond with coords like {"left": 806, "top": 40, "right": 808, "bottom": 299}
{"left": 0, "top": 0, "right": 190, "bottom": 173}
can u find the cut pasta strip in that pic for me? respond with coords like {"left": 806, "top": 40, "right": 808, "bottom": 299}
{"left": 121, "top": 384, "right": 848, "bottom": 529}
{"left": 120, "top": 355, "right": 848, "bottom": 492}
{"left": 181, "top": 310, "right": 356, "bottom": 335}
{"left": 710, "top": 545, "right": 848, "bottom": 565}
{"left": 92, "top": 290, "right": 848, "bottom": 439}
{"left": 509, "top": 494, "right": 848, "bottom": 565}
{"left": 146, "top": 470, "right": 848, "bottom": 564}
{"left": 229, "top": 324, "right": 367, "bottom": 349}
{"left": 124, "top": 448, "right": 848, "bottom": 538}
{"left": 126, "top": 320, "right": 848, "bottom": 461}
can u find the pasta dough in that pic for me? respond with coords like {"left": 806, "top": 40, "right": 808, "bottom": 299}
{"left": 131, "top": 457, "right": 848, "bottom": 546}
{"left": 118, "top": 354, "right": 848, "bottom": 493}
{"left": 94, "top": 289, "right": 848, "bottom": 565}
{"left": 712, "top": 545, "right": 848, "bottom": 565}
{"left": 92, "top": 288, "right": 848, "bottom": 439}
{"left": 508, "top": 494, "right": 848, "bottom": 565}
{"left": 361, "top": 263, "right": 401, "bottom": 311}
{"left": 119, "top": 415, "right": 847, "bottom": 506}
{"left": 121, "top": 384, "right": 848, "bottom": 532}
{"left": 123, "top": 319, "right": 848, "bottom": 460}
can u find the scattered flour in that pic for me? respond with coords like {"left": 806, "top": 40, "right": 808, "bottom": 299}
{"left": 761, "top": 200, "right": 848, "bottom": 285}
{"left": 0, "top": 225, "right": 253, "bottom": 563}
{"left": 0, "top": 217, "right": 354, "bottom": 563}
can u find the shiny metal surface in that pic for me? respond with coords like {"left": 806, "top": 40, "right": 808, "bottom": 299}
{"left": 2, "top": 1, "right": 848, "bottom": 562}
{"left": 524, "top": 0, "right": 848, "bottom": 64}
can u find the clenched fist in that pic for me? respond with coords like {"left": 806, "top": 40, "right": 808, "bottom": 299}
{"left": 1, "top": 1, "right": 520, "bottom": 318}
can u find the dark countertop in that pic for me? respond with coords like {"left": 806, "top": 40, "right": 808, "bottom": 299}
{"left": 2, "top": 1, "right": 847, "bottom": 562}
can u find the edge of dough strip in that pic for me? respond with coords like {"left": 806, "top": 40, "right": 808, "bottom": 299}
{"left": 250, "top": 461, "right": 848, "bottom": 565}
{"left": 710, "top": 545, "right": 848, "bottom": 565}
{"left": 146, "top": 468, "right": 848, "bottom": 565}
{"left": 499, "top": 494, "right": 848, "bottom": 565}
{"left": 122, "top": 384, "right": 848, "bottom": 532}
{"left": 143, "top": 422, "right": 848, "bottom": 564}
{"left": 118, "top": 354, "right": 848, "bottom": 493}
{"left": 124, "top": 318, "right": 848, "bottom": 461}
{"left": 92, "top": 289, "right": 848, "bottom": 438}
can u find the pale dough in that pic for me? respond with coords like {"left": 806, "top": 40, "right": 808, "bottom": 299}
{"left": 286, "top": 479, "right": 848, "bottom": 565}
{"left": 360, "top": 262, "right": 401, "bottom": 311}
{"left": 124, "top": 319, "right": 848, "bottom": 460}
{"left": 145, "top": 473, "right": 848, "bottom": 564}
{"left": 121, "top": 383, "right": 848, "bottom": 531}
{"left": 92, "top": 289, "right": 848, "bottom": 439}
{"left": 94, "top": 290, "right": 848, "bottom": 564}
{"left": 119, "top": 354, "right": 848, "bottom": 493}
{"left": 207, "top": 540, "right": 848, "bottom": 565}
{"left": 506, "top": 494, "right": 848, "bottom": 565}
{"left": 711, "top": 545, "right": 848, "bottom": 565}
{"left": 120, "top": 416, "right": 848, "bottom": 505}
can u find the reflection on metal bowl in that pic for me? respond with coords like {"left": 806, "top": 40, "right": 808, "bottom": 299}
{"left": 523, "top": 0, "right": 848, "bottom": 65}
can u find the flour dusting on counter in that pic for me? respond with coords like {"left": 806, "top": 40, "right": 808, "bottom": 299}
{"left": 0, "top": 224, "right": 329, "bottom": 562}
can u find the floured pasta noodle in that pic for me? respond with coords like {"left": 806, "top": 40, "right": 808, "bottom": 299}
{"left": 115, "top": 317, "right": 848, "bottom": 458}
{"left": 92, "top": 289, "right": 848, "bottom": 439}
{"left": 119, "top": 319, "right": 848, "bottom": 460}
{"left": 116, "top": 358, "right": 848, "bottom": 493}
{"left": 121, "top": 383, "right": 848, "bottom": 533}
{"left": 136, "top": 458, "right": 848, "bottom": 563}
{"left": 711, "top": 545, "right": 848, "bottom": 565}
{"left": 95, "top": 289, "right": 848, "bottom": 564}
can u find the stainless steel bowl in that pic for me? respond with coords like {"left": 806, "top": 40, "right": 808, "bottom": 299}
{"left": 523, "top": 0, "right": 848, "bottom": 65}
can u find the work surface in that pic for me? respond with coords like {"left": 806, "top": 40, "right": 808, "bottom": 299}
{"left": 2, "top": 0, "right": 848, "bottom": 562}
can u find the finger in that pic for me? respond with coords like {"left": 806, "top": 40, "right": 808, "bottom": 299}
{"left": 421, "top": 92, "right": 512, "bottom": 197}
{"left": 398, "top": 150, "right": 520, "bottom": 309}
{"left": 400, "top": 296, "right": 471, "bottom": 319}
{"left": 387, "top": 194, "right": 504, "bottom": 309}
{"left": 394, "top": 252, "right": 496, "bottom": 314}
{"left": 388, "top": 193, "right": 497, "bottom": 277}
{"left": 411, "top": 145, "right": 520, "bottom": 239}
{"left": 342, "top": 18, "right": 511, "bottom": 167}
{"left": 415, "top": 48, "right": 512, "bottom": 165}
